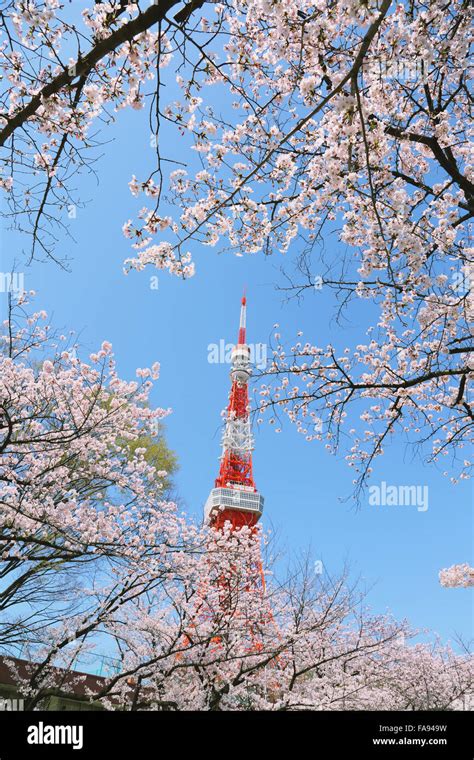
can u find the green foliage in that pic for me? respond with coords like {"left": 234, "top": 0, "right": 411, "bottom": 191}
{"left": 126, "top": 424, "right": 178, "bottom": 494}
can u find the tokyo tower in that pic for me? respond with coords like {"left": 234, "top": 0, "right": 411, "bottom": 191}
{"left": 204, "top": 294, "right": 264, "bottom": 531}
{"left": 190, "top": 294, "right": 276, "bottom": 660}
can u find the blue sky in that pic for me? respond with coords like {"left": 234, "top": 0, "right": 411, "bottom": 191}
{"left": 1, "top": 35, "right": 472, "bottom": 648}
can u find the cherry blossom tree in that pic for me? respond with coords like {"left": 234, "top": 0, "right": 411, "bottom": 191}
{"left": 6, "top": 518, "right": 472, "bottom": 711}
{"left": 1, "top": 0, "right": 471, "bottom": 488}
{"left": 0, "top": 0, "right": 203, "bottom": 268}
{"left": 0, "top": 291, "right": 194, "bottom": 669}
{"left": 21, "top": 542, "right": 474, "bottom": 711}
{"left": 439, "top": 563, "right": 474, "bottom": 588}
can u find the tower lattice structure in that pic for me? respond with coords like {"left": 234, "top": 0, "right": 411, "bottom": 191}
{"left": 181, "top": 297, "right": 280, "bottom": 674}
{"left": 204, "top": 294, "right": 264, "bottom": 532}
{"left": 197, "top": 295, "right": 273, "bottom": 652}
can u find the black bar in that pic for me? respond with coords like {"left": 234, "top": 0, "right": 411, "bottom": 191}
{"left": 0, "top": 710, "right": 471, "bottom": 758}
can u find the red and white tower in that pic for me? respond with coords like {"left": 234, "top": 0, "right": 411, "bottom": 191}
{"left": 191, "top": 297, "right": 278, "bottom": 660}
{"left": 204, "top": 294, "right": 264, "bottom": 531}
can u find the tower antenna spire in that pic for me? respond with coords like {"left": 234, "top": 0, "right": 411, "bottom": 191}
{"left": 238, "top": 288, "right": 247, "bottom": 345}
